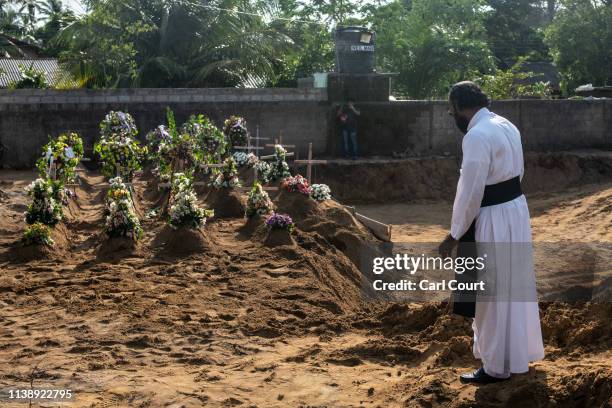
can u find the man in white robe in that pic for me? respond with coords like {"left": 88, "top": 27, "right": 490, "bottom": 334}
{"left": 439, "top": 81, "right": 545, "bottom": 383}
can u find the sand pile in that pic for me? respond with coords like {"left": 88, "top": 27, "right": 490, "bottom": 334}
{"left": 9, "top": 222, "right": 71, "bottom": 262}
{"left": 292, "top": 197, "right": 382, "bottom": 270}
{"left": 205, "top": 188, "right": 246, "bottom": 219}
{"left": 152, "top": 224, "right": 213, "bottom": 256}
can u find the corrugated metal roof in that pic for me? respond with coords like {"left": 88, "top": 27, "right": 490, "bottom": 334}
{"left": 0, "top": 58, "right": 71, "bottom": 88}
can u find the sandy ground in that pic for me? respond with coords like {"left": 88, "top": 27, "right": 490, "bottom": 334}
{"left": 0, "top": 169, "right": 610, "bottom": 408}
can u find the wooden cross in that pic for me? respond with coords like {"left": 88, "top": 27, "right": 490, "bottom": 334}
{"left": 294, "top": 142, "right": 327, "bottom": 184}
{"left": 259, "top": 152, "right": 295, "bottom": 160}
{"left": 265, "top": 131, "right": 296, "bottom": 150}
{"left": 237, "top": 185, "right": 278, "bottom": 193}
{"left": 232, "top": 129, "right": 267, "bottom": 155}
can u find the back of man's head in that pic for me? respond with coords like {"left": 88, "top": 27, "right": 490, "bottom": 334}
{"left": 449, "top": 81, "right": 490, "bottom": 111}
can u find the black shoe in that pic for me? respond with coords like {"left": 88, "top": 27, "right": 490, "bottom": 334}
{"left": 460, "top": 367, "right": 509, "bottom": 384}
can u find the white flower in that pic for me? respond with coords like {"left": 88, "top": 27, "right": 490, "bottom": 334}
{"left": 311, "top": 184, "right": 331, "bottom": 201}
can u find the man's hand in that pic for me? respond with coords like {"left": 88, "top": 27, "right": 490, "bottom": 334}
{"left": 438, "top": 233, "right": 458, "bottom": 258}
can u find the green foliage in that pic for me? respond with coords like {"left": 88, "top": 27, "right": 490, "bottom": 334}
{"left": 22, "top": 222, "right": 54, "bottom": 246}
{"left": 485, "top": 0, "right": 551, "bottom": 65}
{"left": 54, "top": 0, "right": 290, "bottom": 88}
{"left": 8, "top": 64, "right": 49, "bottom": 89}
{"left": 24, "top": 178, "right": 64, "bottom": 226}
{"left": 475, "top": 58, "right": 552, "bottom": 99}
{"left": 35, "top": 132, "right": 84, "bottom": 183}
{"left": 545, "top": 0, "right": 612, "bottom": 93}
{"left": 181, "top": 114, "right": 227, "bottom": 164}
{"left": 365, "top": 0, "right": 495, "bottom": 99}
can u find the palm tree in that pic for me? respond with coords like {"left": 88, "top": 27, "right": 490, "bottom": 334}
{"left": 0, "top": 5, "right": 29, "bottom": 57}
{"left": 55, "top": 0, "right": 291, "bottom": 88}
{"left": 36, "top": 0, "right": 75, "bottom": 55}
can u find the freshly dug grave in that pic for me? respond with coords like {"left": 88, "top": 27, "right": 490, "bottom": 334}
{"left": 272, "top": 190, "right": 383, "bottom": 271}
{"left": 205, "top": 188, "right": 246, "bottom": 219}
{"left": 152, "top": 224, "right": 214, "bottom": 256}
{"left": 8, "top": 222, "right": 71, "bottom": 263}
{"left": 96, "top": 235, "right": 139, "bottom": 259}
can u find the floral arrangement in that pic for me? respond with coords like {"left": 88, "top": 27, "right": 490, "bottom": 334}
{"left": 310, "top": 184, "right": 332, "bottom": 201}
{"left": 265, "top": 213, "right": 295, "bottom": 233}
{"left": 35, "top": 132, "right": 84, "bottom": 183}
{"left": 223, "top": 116, "right": 248, "bottom": 147}
{"left": 24, "top": 178, "right": 63, "bottom": 226}
{"left": 268, "top": 144, "right": 291, "bottom": 182}
{"left": 232, "top": 151, "right": 258, "bottom": 168}
{"left": 157, "top": 133, "right": 201, "bottom": 177}
{"left": 149, "top": 109, "right": 204, "bottom": 179}
{"left": 246, "top": 182, "right": 275, "bottom": 218}
{"left": 107, "top": 176, "right": 131, "bottom": 202}
{"left": 104, "top": 177, "right": 143, "bottom": 240}
{"left": 100, "top": 111, "right": 138, "bottom": 139}
{"left": 22, "top": 222, "right": 54, "bottom": 246}
{"left": 146, "top": 125, "right": 172, "bottom": 158}
{"left": 169, "top": 173, "right": 214, "bottom": 228}
{"left": 254, "top": 161, "right": 272, "bottom": 184}
{"left": 211, "top": 157, "right": 241, "bottom": 189}
{"left": 281, "top": 174, "right": 312, "bottom": 195}
{"left": 182, "top": 114, "right": 227, "bottom": 164}
{"left": 95, "top": 111, "right": 146, "bottom": 181}
{"left": 94, "top": 134, "right": 146, "bottom": 181}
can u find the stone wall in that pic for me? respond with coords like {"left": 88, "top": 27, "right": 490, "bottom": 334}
{"left": 0, "top": 88, "right": 328, "bottom": 168}
{"left": 0, "top": 88, "right": 610, "bottom": 169}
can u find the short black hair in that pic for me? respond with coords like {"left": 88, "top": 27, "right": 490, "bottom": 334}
{"left": 449, "top": 81, "right": 490, "bottom": 111}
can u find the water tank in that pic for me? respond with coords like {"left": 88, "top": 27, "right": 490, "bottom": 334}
{"left": 334, "top": 26, "right": 376, "bottom": 74}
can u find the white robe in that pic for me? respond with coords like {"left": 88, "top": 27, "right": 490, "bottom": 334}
{"left": 450, "top": 107, "right": 545, "bottom": 378}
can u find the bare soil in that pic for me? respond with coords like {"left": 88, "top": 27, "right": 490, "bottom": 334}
{"left": 0, "top": 157, "right": 610, "bottom": 407}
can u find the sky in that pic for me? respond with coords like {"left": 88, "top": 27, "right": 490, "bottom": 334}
{"left": 65, "top": 0, "right": 86, "bottom": 15}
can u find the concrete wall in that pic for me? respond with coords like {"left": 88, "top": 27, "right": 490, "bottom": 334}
{"left": 0, "top": 88, "right": 610, "bottom": 169}
{"left": 329, "top": 99, "right": 612, "bottom": 157}
{"left": 0, "top": 88, "right": 328, "bottom": 168}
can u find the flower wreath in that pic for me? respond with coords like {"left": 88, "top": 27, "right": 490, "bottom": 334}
{"left": 169, "top": 173, "right": 214, "bottom": 228}
{"left": 95, "top": 135, "right": 146, "bottom": 182}
{"left": 104, "top": 177, "right": 143, "bottom": 240}
{"left": 268, "top": 144, "right": 291, "bottom": 182}
{"left": 223, "top": 116, "right": 248, "bottom": 148}
{"left": 100, "top": 111, "right": 138, "bottom": 139}
{"left": 182, "top": 114, "right": 227, "bottom": 164}
{"left": 36, "top": 132, "right": 84, "bottom": 183}
{"left": 24, "top": 178, "right": 63, "bottom": 226}
{"left": 246, "top": 182, "right": 275, "bottom": 218}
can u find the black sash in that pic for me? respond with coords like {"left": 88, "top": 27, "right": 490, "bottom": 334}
{"left": 452, "top": 176, "right": 523, "bottom": 317}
